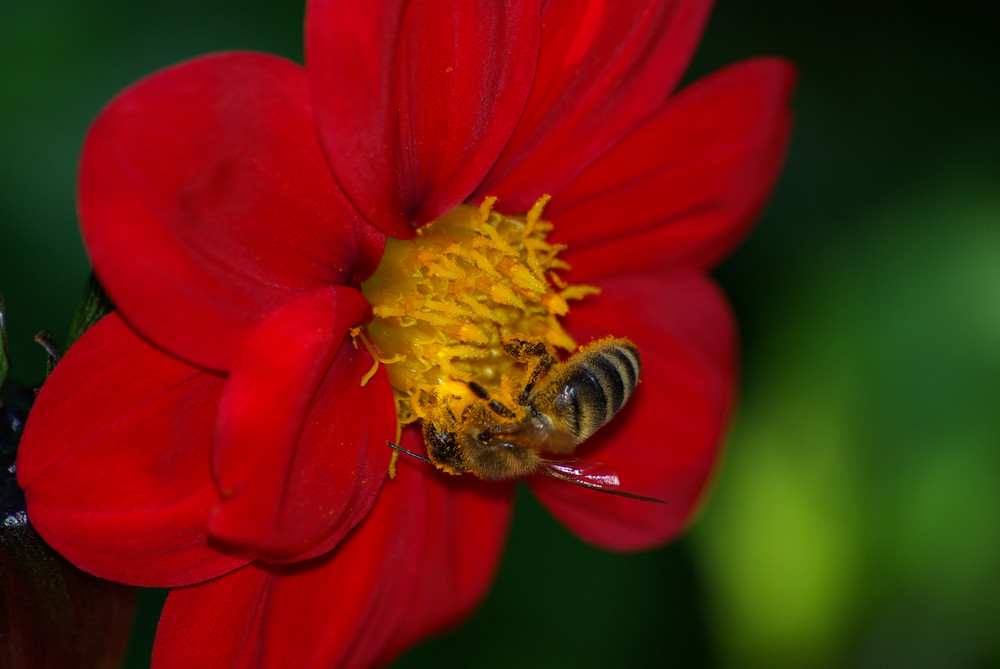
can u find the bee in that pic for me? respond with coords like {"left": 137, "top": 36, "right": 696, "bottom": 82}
{"left": 391, "top": 337, "right": 666, "bottom": 503}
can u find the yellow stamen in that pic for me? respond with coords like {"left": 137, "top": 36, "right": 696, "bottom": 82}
{"left": 351, "top": 327, "right": 405, "bottom": 387}
{"left": 360, "top": 197, "right": 595, "bottom": 436}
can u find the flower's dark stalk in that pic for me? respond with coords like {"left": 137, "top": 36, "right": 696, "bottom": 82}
{"left": 67, "top": 274, "right": 114, "bottom": 348}
{"left": 31, "top": 332, "right": 60, "bottom": 379}
{"left": 1, "top": 290, "right": 137, "bottom": 669}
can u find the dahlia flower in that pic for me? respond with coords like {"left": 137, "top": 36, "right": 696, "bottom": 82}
{"left": 17, "top": 1, "right": 793, "bottom": 666}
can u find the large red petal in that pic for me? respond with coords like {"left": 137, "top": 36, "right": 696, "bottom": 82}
{"left": 394, "top": 0, "right": 539, "bottom": 225}
{"left": 306, "top": 0, "right": 410, "bottom": 237}
{"left": 17, "top": 314, "right": 249, "bottom": 586}
{"left": 80, "top": 52, "right": 382, "bottom": 372}
{"left": 306, "top": 0, "right": 538, "bottom": 237}
{"left": 548, "top": 58, "right": 796, "bottom": 279}
{"left": 528, "top": 270, "right": 736, "bottom": 551}
{"left": 209, "top": 287, "right": 396, "bottom": 562}
{"left": 153, "top": 435, "right": 512, "bottom": 669}
{"left": 152, "top": 565, "right": 270, "bottom": 669}
{"left": 377, "top": 429, "right": 514, "bottom": 663}
{"left": 476, "top": 0, "right": 712, "bottom": 212}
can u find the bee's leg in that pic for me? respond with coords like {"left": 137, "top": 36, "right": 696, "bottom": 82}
{"left": 466, "top": 380, "right": 516, "bottom": 418}
{"left": 501, "top": 337, "right": 554, "bottom": 404}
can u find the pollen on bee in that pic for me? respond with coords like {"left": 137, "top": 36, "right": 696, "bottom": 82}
{"left": 359, "top": 196, "right": 595, "bottom": 439}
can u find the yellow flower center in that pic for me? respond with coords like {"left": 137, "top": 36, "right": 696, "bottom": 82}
{"left": 360, "top": 196, "right": 597, "bottom": 433}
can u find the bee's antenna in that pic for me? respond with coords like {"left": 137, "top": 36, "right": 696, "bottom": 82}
{"left": 387, "top": 440, "right": 433, "bottom": 465}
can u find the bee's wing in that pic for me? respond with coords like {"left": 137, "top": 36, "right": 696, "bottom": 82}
{"left": 538, "top": 458, "right": 667, "bottom": 504}
{"left": 539, "top": 427, "right": 580, "bottom": 455}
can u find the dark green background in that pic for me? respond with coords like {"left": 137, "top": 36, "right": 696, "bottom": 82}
{"left": 2, "top": 3, "right": 998, "bottom": 668}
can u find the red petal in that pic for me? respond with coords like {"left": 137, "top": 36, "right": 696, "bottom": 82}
{"left": 153, "top": 434, "right": 512, "bottom": 668}
{"left": 476, "top": 0, "right": 712, "bottom": 212}
{"left": 528, "top": 270, "right": 736, "bottom": 551}
{"left": 377, "top": 430, "right": 514, "bottom": 663}
{"left": 80, "top": 52, "right": 383, "bottom": 372}
{"left": 306, "top": 0, "right": 538, "bottom": 237}
{"left": 394, "top": 0, "right": 539, "bottom": 225}
{"left": 548, "top": 58, "right": 796, "bottom": 278}
{"left": 152, "top": 565, "right": 270, "bottom": 669}
{"left": 306, "top": 0, "right": 409, "bottom": 237}
{"left": 209, "top": 287, "right": 396, "bottom": 562}
{"left": 17, "top": 315, "right": 249, "bottom": 586}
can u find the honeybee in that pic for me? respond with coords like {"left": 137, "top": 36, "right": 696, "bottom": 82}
{"left": 391, "top": 337, "right": 666, "bottom": 503}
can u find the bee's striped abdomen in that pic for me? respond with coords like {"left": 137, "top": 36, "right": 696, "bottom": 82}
{"left": 549, "top": 339, "right": 641, "bottom": 442}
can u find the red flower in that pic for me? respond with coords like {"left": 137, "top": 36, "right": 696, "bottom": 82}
{"left": 18, "top": 1, "right": 793, "bottom": 667}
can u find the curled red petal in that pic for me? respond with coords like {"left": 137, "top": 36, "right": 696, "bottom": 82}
{"left": 17, "top": 314, "right": 249, "bottom": 586}
{"left": 80, "top": 52, "right": 383, "bottom": 372}
{"left": 529, "top": 270, "right": 736, "bottom": 551}
{"left": 549, "top": 58, "right": 796, "bottom": 279}
{"left": 477, "top": 0, "right": 712, "bottom": 211}
{"left": 209, "top": 287, "right": 395, "bottom": 562}
{"left": 154, "top": 434, "right": 512, "bottom": 669}
{"left": 306, "top": 0, "right": 538, "bottom": 236}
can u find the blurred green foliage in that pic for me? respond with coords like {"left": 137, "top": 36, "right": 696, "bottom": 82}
{"left": 1, "top": 2, "right": 997, "bottom": 668}
{"left": 697, "top": 173, "right": 1000, "bottom": 669}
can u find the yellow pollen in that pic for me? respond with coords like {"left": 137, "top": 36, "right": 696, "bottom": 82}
{"left": 360, "top": 197, "right": 596, "bottom": 428}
